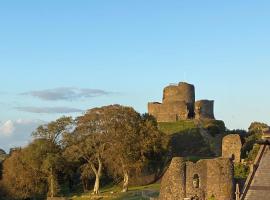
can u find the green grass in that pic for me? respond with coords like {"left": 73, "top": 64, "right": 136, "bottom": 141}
{"left": 158, "top": 119, "right": 225, "bottom": 157}
{"left": 158, "top": 120, "right": 197, "bottom": 135}
{"left": 158, "top": 119, "right": 225, "bottom": 136}
{"left": 69, "top": 183, "right": 160, "bottom": 200}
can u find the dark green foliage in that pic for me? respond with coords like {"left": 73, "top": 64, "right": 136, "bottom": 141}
{"left": 169, "top": 128, "right": 214, "bottom": 157}
{"left": 246, "top": 144, "right": 260, "bottom": 163}
{"left": 202, "top": 120, "right": 226, "bottom": 136}
{"left": 234, "top": 163, "right": 249, "bottom": 179}
{"left": 248, "top": 122, "right": 268, "bottom": 134}
{"left": 159, "top": 120, "right": 225, "bottom": 158}
{"left": 241, "top": 121, "right": 267, "bottom": 160}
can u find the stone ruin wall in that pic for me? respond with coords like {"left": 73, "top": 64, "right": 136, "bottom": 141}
{"left": 222, "top": 134, "right": 242, "bottom": 163}
{"left": 148, "top": 82, "right": 215, "bottom": 122}
{"left": 185, "top": 160, "right": 208, "bottom": 199}
{"left": 195, "top": 100, "right": 215, "bottom": 120}
{"left": 148, "top": 101, "right": 189, "bottom": 122}
{"left": 159, "top": 157, "right": 234, "bottom": 200}
{"left": 158, "top": 157, "right": 186, "bottom": 200}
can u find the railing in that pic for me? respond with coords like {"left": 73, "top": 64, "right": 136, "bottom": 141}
{"left": 240, "top": 144, "right": 266, "bottom": 200}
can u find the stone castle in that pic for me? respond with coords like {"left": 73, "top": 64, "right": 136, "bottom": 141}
{"left": 159, "top": 157, "right": 234, "bottom": 200}
{"left": 148, "top": 82, "right": 215, "bottom": 122}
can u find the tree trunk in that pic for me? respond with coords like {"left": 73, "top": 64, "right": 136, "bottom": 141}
{"left": 50, "top": 167, "right": 54, "bottom": 198}
{"left": 93, "top": 175, "right": 100, "bottom": 194}
{"left": 122, "top": 170, "right": 129, "bottom": 193}
{"left": 90, "top": 157, "right": 102, "bottom": 195}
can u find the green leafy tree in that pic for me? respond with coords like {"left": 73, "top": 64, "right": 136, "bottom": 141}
{"left": 242, "top": 122, "right": 268, "bottom": 160}
{"left": 32, "top": 116, "right": 73, "bottom": 197}
{"left": 1, "top": 147, "right": 47, "bottom": 200}
{"left": 98, "top": 105, "right": 165, "bottom": 192}
{"left": 63, "top": 112, "right": 106, "bottom": 194}
{"left": 33, "top": 116, "right": 73, "bottom": 145}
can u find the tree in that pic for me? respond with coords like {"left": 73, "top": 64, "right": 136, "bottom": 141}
{"left": 242, "top": 122, "right": 269, "bottom": 160}
{"left": 63, "top": 111, "right": 106, "bottom": 195}
{"left": 32, "top": 116, "right": 73, "bottom": 197}
{"left": 248, "top": 122, "right": 269, "bottom": 134}
{"left": 33, "top": 116, "right": 73, "bottom": 145}
{"left": 1, "top": 147, "right": 47, "bottom": 200}
{"left": 106, "top": 108, "right": 165, "bottom": 192}
{"left": 73, "top": 105, "right": 165, "bottom": 192}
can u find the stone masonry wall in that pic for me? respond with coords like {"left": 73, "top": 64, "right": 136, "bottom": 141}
{"left": 148, "top": 82, "right": 215, "bottom": 122}
{"left": 222, "top": 134, "right": 242, "bottom": 163}
{"left": 148, "top": 101, "right": 189, "bottom": 122}
{"left": 159, "top": 157, "right": 186, "bottom": 200}
{"left": 195, "top": 100, "right": 215, "bottom": 119}
{"left": 159, "top": 157, "right": 234, "bottom": 200}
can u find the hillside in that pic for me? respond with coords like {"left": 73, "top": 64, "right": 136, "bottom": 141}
{"left": 159, "top": 119, "right": 226, "bottom": 158}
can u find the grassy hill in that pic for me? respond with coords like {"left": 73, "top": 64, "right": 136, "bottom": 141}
{"left": 159, "top": 119, "right": 226, "bottom": 158}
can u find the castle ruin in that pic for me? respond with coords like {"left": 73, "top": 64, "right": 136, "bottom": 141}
{"left": 159, "top": 157, "right": 234, "bottom": 200}
{"left": 148, "top": 82, "right": 215, "bottom": 122}
{"left": 222, "top": 134, "right": 242, "bottom": 163}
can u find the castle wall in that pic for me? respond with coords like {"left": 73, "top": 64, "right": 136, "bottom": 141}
{"left": 186, "top": 160, "right": 208, "bottom": 199}
{"left": 148, "top": 101, "right": 189, "bottom": 122}
{"left": 159, "top": 157, "right": 186, "bottom": 200}
{"left": 159, "top": 157, "right": 234, "bottom": 200}
{"left": 222, "top": 134, "right": 242, "bottom": 163}
{"left": 206, "top": 158, "right": 234, "bottom": 200}
{"left": 195, "top": 100, "right": 215, "bottom": 119}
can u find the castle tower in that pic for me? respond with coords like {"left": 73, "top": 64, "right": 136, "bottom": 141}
{"left": 163, "top": 82, "right": 195, "bottom": 105}
{"left": 195, "top": 100, "right": 215, "bottom": 119}
{"left": 148, "top": 82, "right": 215, "bottom": 122}
{"left": 162, "top": 82, "right": 195, "bottom": 118}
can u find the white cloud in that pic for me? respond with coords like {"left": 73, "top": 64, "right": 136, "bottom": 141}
{"left": 0, "top": 120, "right": 15, "bottom": 136}
{"left": 0, "top": 119, "right": 45, "bottom": 152}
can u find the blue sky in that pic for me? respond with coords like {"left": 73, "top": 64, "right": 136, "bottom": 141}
{"left": 1, "top": 1, "right": 270, "bottom": 151}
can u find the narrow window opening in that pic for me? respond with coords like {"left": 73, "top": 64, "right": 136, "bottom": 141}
{"left": 193, "top": 174, "right": 200, "bottom": 188}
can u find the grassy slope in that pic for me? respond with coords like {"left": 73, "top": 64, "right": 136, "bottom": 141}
{"left": 158, "top": 119, "right": 225, "bottom": 135}
{"left": 70, "top": 183, "right": 160, "bottom": 200}
{"left": 159, "top": 119, "right": 226, "bottom": 158}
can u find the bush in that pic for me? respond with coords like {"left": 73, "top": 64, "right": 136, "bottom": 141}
{"left": 202, "top": 120, "right": 226, "bottom": 136}
{"left": 234, "top": 163, "right": 249, "bottom": 179}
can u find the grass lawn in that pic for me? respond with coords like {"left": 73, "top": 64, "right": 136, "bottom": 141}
{"left": 69, "top": 183, "right": 160, "bottom": 200}
{"left": 158, "top": 119, "right": 225, "bottom": 136}
{"left": 158, "top": 120, "right": 197, "bottom": 135}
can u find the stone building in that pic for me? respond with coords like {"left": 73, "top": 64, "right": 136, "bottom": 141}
{"left": 148, "top": 82, "right": 215, "bottom": 122}
{"left": 222, "top": 134, "right": 242, "bottom": 163}
{"left": 159, "top": 157, "right": 234, "bottom": 200}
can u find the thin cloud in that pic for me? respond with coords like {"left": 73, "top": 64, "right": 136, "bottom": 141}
{"left": 15, "top": 106, "right": 83, "bottom": 114}
{"left": 21, "top": 87, "right": 111, "bottom": 101}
